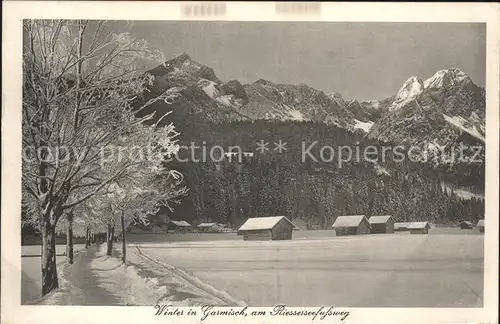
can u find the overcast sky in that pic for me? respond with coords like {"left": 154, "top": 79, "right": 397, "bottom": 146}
{"left": 121, "top": 21, "right": 486, "bottom": 101}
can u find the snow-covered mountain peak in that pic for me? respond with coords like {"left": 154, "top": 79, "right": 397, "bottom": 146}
{"left": 389, "top": 76, "right": 424, "bottom": 111}
{"left": 163, "top": 52, "right": 193, "bottom": 69}
{"left": 424, "top": 68, "right": 471, "bottom": 89}
{"left": 329, "top": 92, "right": 344, "bottom": 100}
{"left": 329, "top": 92, "right": 347, "bottom": 109}
{"left": 400, "top": 76, "right": 424, "bottom": 92}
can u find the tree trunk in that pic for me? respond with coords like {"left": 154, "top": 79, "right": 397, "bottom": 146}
{"left": 66, "top": 212, "right": 74, "bottom": 264}
{"left": 85, "top": 227, "right": 90, "bottom": 248}
{"left": 318, "top": 203, "right": 327, "bottom": 229}
{"left": 41, "top": 217, "right": 58, "bottom": 295}
{"left": 106, "top": 223, "right": 114, "bottom": 256}
{"left": 121, "top": 212, "right": 126, "bottom": 264}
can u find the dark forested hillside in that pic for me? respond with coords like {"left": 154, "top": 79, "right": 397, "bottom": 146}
{"left": 159, "top": 120, "right": 484, "bottom": 228}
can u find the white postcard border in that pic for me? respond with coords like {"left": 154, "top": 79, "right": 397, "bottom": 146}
{"left": 2, "top": 2, "right": 498, "bottom": 324}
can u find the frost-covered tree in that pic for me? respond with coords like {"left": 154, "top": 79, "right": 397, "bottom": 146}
{"left": 22, "top": 20, "right": 181, "bottom": 295}
{"left": 89, "top": 168, "right": 187, "bottom": 263}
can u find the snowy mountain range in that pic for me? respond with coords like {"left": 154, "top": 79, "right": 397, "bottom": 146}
{"left": 142, "top": 53, "right": 485, "bottom": 152}
{"left": 368, "top": 68, "right": 485, "bottom": 149}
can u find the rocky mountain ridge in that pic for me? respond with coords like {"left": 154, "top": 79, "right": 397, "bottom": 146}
{"left": 367, "top": 68, "right": 485, "bottom": 155}
{"left": 143, "top": 53, "right": 485, "bottom": 153}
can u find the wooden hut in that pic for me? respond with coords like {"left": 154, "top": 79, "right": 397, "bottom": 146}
{"left": 477, "top": 219, "right": 485, "bottom": 233}
{"left": 407, "top": 222, "right": 431, "bottom": 234}
{"left": 332, "top": 215, "right": 371, "bottom": 236}
{"left": 237, "top": 216, "right": 295, "bottom": 241}
{"left": 197, "top": 223, "right": 225, "bottom": 233}
{"left": 394, "top": 222, "right": 410, "bottom": 231}
{"left": 167, "top": 220, "right": 192, "bottom": 232}
{"left": 368, "top": 215, "right": 395, "bottom": 234}
{"left": 459, "top": 221, "right": 474, "bottom": 229}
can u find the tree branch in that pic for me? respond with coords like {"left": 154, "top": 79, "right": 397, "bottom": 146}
{"left": 62, "top": 161, "right": 142, "bottom": 210}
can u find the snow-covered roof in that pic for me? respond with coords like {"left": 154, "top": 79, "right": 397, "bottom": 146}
{"left": 368, "top": 215, "right": 393, "bottom": 224}
{"left": 459, "top": 221, "right": 473, "bottom": 225}
{"left": 170, "top": 220, "right": 192, "bottom": 227}
{"left": 407, "top": 222, "right": 430, "bottom": 230}
{"left": 332, "top": 215, "right": 369, "bottom": 228}
{"left": 238, "top": 216, "right": 294, "bottom": 232}
{"left": 394, "top": 222, "right": 410, "bottom": 229}
{"left": 198, "top": 223, "right": 217, "bottom": 228}
{"left": 477, "top": 219, "right": 485, "bottom": 227}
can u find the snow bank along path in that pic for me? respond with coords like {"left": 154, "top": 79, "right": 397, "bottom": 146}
{"left": 34, "top": 245, "right": 162, "bottom": 305}
{"left": 134, "top": 245, "right": 246, "bottom": 306}
{"left": 32, "top": 244, "right": 244, "bottom": 306}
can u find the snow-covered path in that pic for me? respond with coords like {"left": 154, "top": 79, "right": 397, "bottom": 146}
{"left": 59, "top": 247, "right": 122, "bottom": 305}
{"left": 30, "top": 244, "right": 241, "bottom": 306}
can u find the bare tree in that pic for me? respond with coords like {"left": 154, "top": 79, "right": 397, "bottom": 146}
{"left": 22, "top": 20, "right": 180, "bottom": 295}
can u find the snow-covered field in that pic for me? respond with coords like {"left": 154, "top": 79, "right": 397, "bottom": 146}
{"left": 21, "top": 244, "right": 86, "bottom": 257}
{"left": 21, "top": 229, "right": 484, "bottom": 307}
{"left": 126, "top": 227, "right": 482, "bottom": 244}
{"left": 21, "top": 244, "right": 86, "bottom": 304}
{"left": 133, "top": 233, "right": 484, "bottom": 307}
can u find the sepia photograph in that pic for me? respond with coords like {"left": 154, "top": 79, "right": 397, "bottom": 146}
{"left": 2, "top": 2, "right": 499, "bottom": 324}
